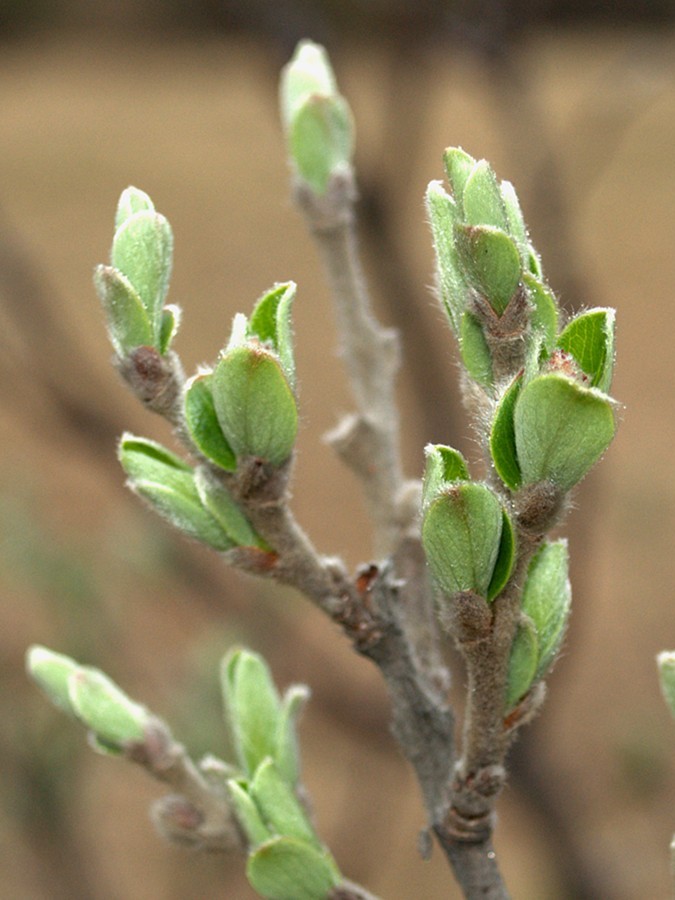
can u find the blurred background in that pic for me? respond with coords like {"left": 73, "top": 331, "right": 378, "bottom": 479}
{"left": 1, "top": 2, "right": 675, "bottom": 898}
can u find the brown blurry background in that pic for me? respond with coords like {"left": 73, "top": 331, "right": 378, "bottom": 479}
{"left": 1, "top": 2, "right": 675, "bottom": 898}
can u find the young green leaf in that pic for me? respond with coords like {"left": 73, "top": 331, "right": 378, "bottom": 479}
{"left": 249, "top": 282, "right": 297, "bottom": 389}
{"left": 487, "top": 508, "right": 516, "bottom": 601}
{"left": 422, "top": 482, "right": 504, "bottom": 599}
{"left": 115, "top": 186, "right": 155, "bottom": 230}
{"left": 522, "top": 540, "right": 571, "bottom": 681}
{"left": 194, "top": 470, "right": 264, "bottom": 549}
{"left": 426, "top": 180, "right": 467, "bottom": 335}
{"left": 489, "top": 372, "right": 523, "bottom": 490}
{"left": 68, "top": 667, "right": 148, "bottom": 750}
{"left": 249, "top": 758, "right": 318, "bottom": 847}
{"left": 499, "top": 179, "right": 528, "bottom": 258}
{"left": 456, "top": 224, "right": 522, "bottom": 316}
{"left": 227, "top": 779, "right": 273, "bottom": 848}
{"left": 111, "top": 210, "right": 173, "bottom": 342}
{"left": 422, "top": 444, "right": 470, "bottom": 510}
{"left": 505, "top": 619, "right": 539, "bottom": 709}
{"left": 26, "top": 645, "right": 80, "bottom": 715}
{"left": 221, "top": 649, "right": 282, "bottom": 778}
{"left": 460, "top": 310, "right": 493, "bottom": 387}
{"left": 247, "top": 836, "right": 341, "bottom": 900}
{"left": 184, "top": 374, "right": 237, "bottom": 471}
{"left": 557, "top": 307, "right": 615, "bottom": 393}
{"left": 462, "top": 159, "right": 509, "bottom": 231}
{"left": 524, "top": 273, "right": 558, "bottom": 355}
{"left": 158, "top": 304, "right": 182, "bottom": 355}
{"left": 443, "top": 147, "right": 476, "bottom": 208}
{"left": 514, "top": 374, "right": 616, "bottom": 492}
{"left": 94, "top": 265, "right": 154, "bottom": 357}
{"left": 212, "top": 346, "right": 298, "bottom": 466}
{"left": 273, "top": 685, "right": 310, "bottom": 788}
{"left": 280, "top": 40, "right": 354, "bottom": 195}
{"left": 119, "top": 434, "right": 234, "bottom": 551}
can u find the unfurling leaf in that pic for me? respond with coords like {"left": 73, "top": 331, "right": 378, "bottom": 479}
{"left": 280, "top": 40, "right": 354, "bottom": 195}
{"left": 514, "top": 374, "right": 616, "bottom": 492}
{"left": 422, "top": 482, "right": 507, "bottom": 599}
{"left": 212, "top": 345, "right": 298, "bottom": 466}
{"left": 118, "top": 434, "right": 235, "bottom": 551}
{"left": 184, "top": 374, "right": 237, "bottom": 471}
{"left": 247, "top": 836, "right": 341, "bottom": 900}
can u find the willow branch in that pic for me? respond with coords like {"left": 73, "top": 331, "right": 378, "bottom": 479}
{"left": 295, "top": 171, "right": 408, "bottom": 558}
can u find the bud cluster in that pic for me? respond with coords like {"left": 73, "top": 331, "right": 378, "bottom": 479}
{"left": 424, "top": 149, "right": 619, "bottom": 709}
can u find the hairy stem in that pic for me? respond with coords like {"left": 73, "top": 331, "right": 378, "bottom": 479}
{"left": 295, "top": 172, "right": 407, "bottom": 558}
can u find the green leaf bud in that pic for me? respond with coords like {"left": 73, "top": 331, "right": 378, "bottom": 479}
{"left": 522, "top": 540, "right": 571, "bottom": 681}
{"left": 422, "top": 481, "right": 506, "bottom": 599}
{"left": 194, "top": 469, "right": 266, "bottom": 549}
{"left": 514, "top": 373, "right": 616, "bottom": 492}
{"left": 455, "top": 224, "right": 522, "bottom": 316}
{"left": 110, "top": 199, "right": 173, "bottom": 345}
{"left": 657, "top": 652, "right": 675, "bottom": 720}
{"left": 524, "top": 273, "right": 558, "bottom": 354}
{"left": 227, "top": 778, "right": 273, "bottom": 848}
{"left": 499, "top": 179, "right": 529, "bottom": 258}
{"left": 425, "top": 180, "right": 466, "bottom": 335}
{"left": 505, "top": 618, "right": 539, "bottom": 710}
{"left": 506, "top": 540, "right": 572, "bottom": 708}
{"left": 249, "top": 758, "right": 318, "bottom": 847}
{"left": 246, "top": 836, "right": 342, "bottom": 900}
{"left": 212, "top": 345, "right": 298, "bottom": 466}
{"left": 280, "top": 40, "right": 354, "bottom": 195}
{"left": 557, "top": 307, "right": 615, "bottom": 393}
{"left": 461, "top": 159, "right": 510, "bottom": 231}
{"left": 248, "top": 282, "right": 297, "bottom": 390}
{"left": 487, "top": 508, "right": 516, "bottom": 601}
{"left": 68, "top": 666, "right": 148, "bottom": 751}
{"left": 94, "top": 265, "right": 154, "bottom": 357}
{"left": 443, "top": 147, "right": 476, "bottom": 208}
{"left": 459, "top": 310, "right": 493, "bottom": 387}
{"left": 422, "top": 444, "right": 470, "bottom": 510}
{"left": 489, "top": 371, "right": 523, "bottom": 490}
{"left": 115, "top": 185, "right": 155, "bottom": 230}
{"left": 273, "top": 685, "right": 310, "bottom": 788}
{"left": 158, "top": 304, "right": 182, "bottom": 355}
{"left": 118, "top": 434, "right": 234, "bottom": 551}
{"left": 221, "top": 648, "right": 283, "bottom": 777}
{"left": 26, "top": 645, "right": 80, "bottom": 715}
{"left": 184, "top": 373, "right": 237, "bottom": 471}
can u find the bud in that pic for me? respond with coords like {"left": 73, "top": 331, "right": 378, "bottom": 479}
{"left": 422, "top": 444, "right": 470, "bottom": 510}
{"left": 422, "top": 471, "right": 515, "bottom": 601}
{"left": 94, "top": 265, "right": 154, "bottom": 357}
{"left": 227, "top": 778, "right": 273, "bottom": 847}
{"left": 212, "top": 345, "right": 297, "bottom": 467}
{"left": 455, "top": 224, "right": 522, "bottom": 316}
{"left": 184, "top": 373, "right": 237, "bottom": 471}
{"left": 556, "top": 307, "right": 615, "bottom": 393}
{"left": 95, "top": 186, "right": 179, "bottom": 357}
{"left": 26, "top": 645, "right": 80, "bottom": 715}
{"left": 249, "top": 757, "right": 317, "bottom": 847}
{"left": 194, "top": 469, "right": 265, "bottom": 549}
{"left": 280, "top": 41, "right": 354, "bottom": 195}
{"left": 246, "top": 835, "right": 342, "bottom": 900}
{"left": 67, "top": 666, "right": 149, "bottom": 752}
{"left": 506, "top": 540, "right": 571, "bottom": 708}
{"left": 115, "top": 185, "right": 155, "bottom": 229}
{"left": 514, "top": 373, "right": 616, "bottom": 492}
{"left": 118, "top": 434, "right": 236, "bottom": 551}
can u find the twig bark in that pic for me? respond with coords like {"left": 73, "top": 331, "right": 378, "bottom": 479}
{"left": 294, "top": 171, "right": 408, "bottom": 559}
